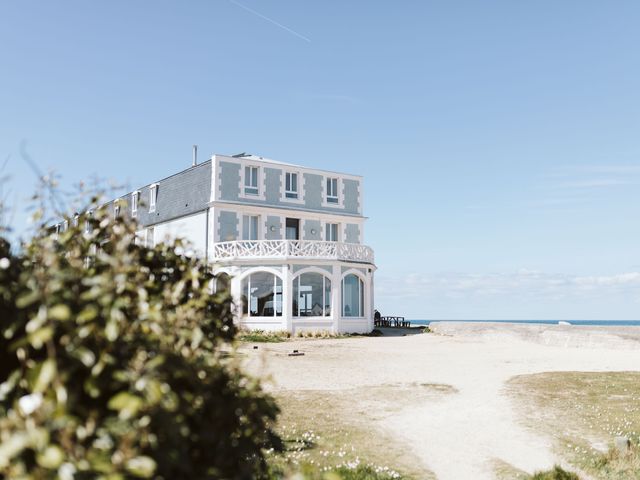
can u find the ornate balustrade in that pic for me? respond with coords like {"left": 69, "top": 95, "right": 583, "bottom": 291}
{"left": 211, "top": 240, "right": 374, "bottom": 264}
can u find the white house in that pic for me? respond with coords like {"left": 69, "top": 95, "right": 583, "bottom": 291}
{"left": 73, "top": 152, "right": 376, "bottom": 334}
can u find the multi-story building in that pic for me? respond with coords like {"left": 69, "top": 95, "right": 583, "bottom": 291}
{"left": 80, "top": 152, "right": 376, "bottom": 334}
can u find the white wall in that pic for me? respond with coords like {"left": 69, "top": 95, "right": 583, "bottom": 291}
{"left": 153, "top": 211, "right": 208, "bottom": 257}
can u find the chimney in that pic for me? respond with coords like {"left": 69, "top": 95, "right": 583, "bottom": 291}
{"left": 192, "top": 144, "right": 198, "bottom": 167}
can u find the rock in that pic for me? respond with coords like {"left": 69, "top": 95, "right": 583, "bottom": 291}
{"left": 614, "top": 436, "right": 631, "bottom": 454}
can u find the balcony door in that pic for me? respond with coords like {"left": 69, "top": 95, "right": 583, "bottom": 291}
{"left": 285, "top": 218, "right": 300, "bottom": 240}
{"left": 242, "top": 215, "right": 259, "bottom": 241}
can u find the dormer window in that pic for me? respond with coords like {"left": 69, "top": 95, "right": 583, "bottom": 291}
{"left": 285, "top": 172, "right": 298, "bottom": 199}
{"left": 326, "top": 177, "right": 339, "bottom": 204}
{"left": 131, "top": 191, "right": 139, "bottom": 217}
{"left": 244, "top": 166, "right": 259, "bottom": 196}
{"left": 114, "top": 201, "right": 121, "bottom": 218}
{"left": 149, "top": 184, "right": 158, "bottom": 212}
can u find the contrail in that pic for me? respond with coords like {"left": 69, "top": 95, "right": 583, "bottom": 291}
{"left": 228, "top": 0, "right": 311, "bottom": 43}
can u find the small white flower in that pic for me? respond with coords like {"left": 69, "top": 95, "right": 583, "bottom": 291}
{"left": 0, "top": 257, "right": 9, "bottom": 269}
{"left": 18, "top": 392, "right": 43, "bottom": 415}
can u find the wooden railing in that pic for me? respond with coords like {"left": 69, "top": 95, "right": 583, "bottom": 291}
{"left": 211, "top": 240, "right": 375, "bottom": 264}
{"left": 375, "top": 316, "right": 411, "bottom": 328}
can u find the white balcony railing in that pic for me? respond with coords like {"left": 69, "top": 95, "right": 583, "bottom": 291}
{"left": 211, "top": 240, "right": 375, "bottom": 264}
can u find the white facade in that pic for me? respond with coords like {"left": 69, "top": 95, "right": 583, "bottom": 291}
{"left": 133, "top": 153, "right": 376, "bottom": 334}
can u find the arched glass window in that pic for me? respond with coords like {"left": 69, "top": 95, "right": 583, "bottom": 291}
{"left": 241, "top": 272, "right": 283, "bottom": 317}
{"left": 292, "top": 272, "right": 331, "bottom": 317}
{"left": 341, "top": 274, "right": 364, "bottom": 317}
{"left": 213, "top": 272, "right": 231, "bottom": 294}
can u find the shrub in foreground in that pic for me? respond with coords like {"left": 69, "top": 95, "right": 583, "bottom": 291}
{"left": 0, "top": 204, "right": 280, "bottom": 479}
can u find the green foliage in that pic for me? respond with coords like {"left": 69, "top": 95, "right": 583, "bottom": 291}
{"left": 0, "top": 201, "right": 281, "bottom": 479}
{"left": 531, "top": 465, "right": 580, "bottom": 480}
{"left": 291, "top": 464, "right": 403, "bottom": 479}
{"left": 237, "top": 330, "right": 292, "bottom": 343}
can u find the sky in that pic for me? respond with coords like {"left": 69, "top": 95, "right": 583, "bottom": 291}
{"left": 1, "top": 1, "right": 639, "bottom": 320}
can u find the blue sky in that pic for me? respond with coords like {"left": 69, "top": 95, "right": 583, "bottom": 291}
{"left": 1, "top": 1, "right": 639, "bottom": 319}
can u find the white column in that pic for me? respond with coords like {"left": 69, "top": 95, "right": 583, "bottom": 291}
{"left": 368, "top": 269, "right": 375, "bottom": 332}
{"left": 331, "top": 264, "right": 341, "bottom": 333}
{"left": 282, "top": 264, "right": 293, "bottom": 333}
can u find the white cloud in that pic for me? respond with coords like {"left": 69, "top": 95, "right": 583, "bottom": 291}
{"left": 528, "top": 163, "right": 640, "bottom": 210}
{"left": 553, "top": 179, "right": 636, "bottom": 189}
{"left": 376, "top": 270, "right": 640, "bottom": 302}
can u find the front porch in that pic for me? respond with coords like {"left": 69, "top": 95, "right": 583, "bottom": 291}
{"left": 213, "top": 260, "right": 375, "bottom": 335}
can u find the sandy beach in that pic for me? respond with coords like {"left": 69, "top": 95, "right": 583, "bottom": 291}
{"left": 242, "top": 323, "right": 640, "bottom": 480}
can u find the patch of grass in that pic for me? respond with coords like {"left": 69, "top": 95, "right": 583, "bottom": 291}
{"left": 269, "top": 462, "right": 405, "bottom": 479}
{"left": 237, "top": 329, "right": 361, "bottom": 342}
{"left": 304, "top": 463, "right": 404, "bottom": 479}
{"left": 294, "top": 330, "right": 352, "bottom": 339}
{"left": 507, "top": 371, "right": 640, "bottom": 479}
{"left": 583, "top": 443, "right": 640, "bottom": 479}
{"left": 531, "top": 466, "right": 580, "bottom": 480}
{"left": 493, "top": 460, "right": 580, "bottom": 480}
{"left": 491, "top": 458, "right": 529, "bottom": 479}
{"left": 269, "top": 387, "right": 447, "bottom": 479}
{"left": 237, "top": 329, "right": 292, "bottom": 342}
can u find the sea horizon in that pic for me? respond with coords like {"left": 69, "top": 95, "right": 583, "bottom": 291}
{"left": 409, "top": 319, "right": 640, "bottom": 326}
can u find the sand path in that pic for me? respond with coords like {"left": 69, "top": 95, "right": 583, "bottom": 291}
{"left": 242, "top": 323, "right": 640, "bottom": 479}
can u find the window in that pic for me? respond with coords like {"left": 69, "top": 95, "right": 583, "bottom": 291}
{"left": 285, "top": 172, "right": 298, "bottom": 199}
{"left": 114, "top": 201, "right": 121, "bottom": 218}
{"left": 213, "top": 272, "right": 231, "bottom": 294}
{"left": 342, "top": 274, "right": 364, "bottom": 317}
{"left": 292, "top": 273, "right": 331, "bottom": 317}
{"left": 241, "top": 272, "right": 283, "bottom": 317}
{"left": 131, "top": 191, "right": 139, "bottom": 217}
{"left": 149, "top": 184, "right": 158, "bottom": 212}
{"left": 146, "top": 227, "right": 155, "bottom": 248}
{"left": 285, "top": 218, "right": 299, "bottom": 240}
{"left": 244, "top": 166, "right": 259, "bottom": 195}
{"left": 242, "top": 215, "right": 259, "bottom": 240}
{"left": 325, "top": 223, "right": 339, "bottom": 242}
{"left": 326, "top": 177, "right": 339, "bottom": 204}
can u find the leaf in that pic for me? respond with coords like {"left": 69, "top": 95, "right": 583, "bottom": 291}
{"left": 28, "top": 326, "right": 54, "bottom": 349}
{"left": 74, "top": 347, "right": 96, "bottom": 367}
{"left": 0, "top": 371, "right": 20, "bottom": 401}
{"left": 0, "top": 432, "right": 30, "bottom": 468}
{"left": 105, "top": 319, "right": 118, "bottom": 341}
{"left": 16, "top": 290, "right": 40, "bottom": 309}
{"left": 125, "top": 456, "right": 156, "bottom": 478}
{"left": 49, "top": 304, "right": 71, "bottom": 321}
{"left": 36, "top": 445, "right": 64, "bottom": 469}
{"left": 33, "top": 359, "right": 56, "bottom": 393}
{"left": 108, "top": 392, "right": 143, "bottom": 419}
{"left": 77, "top": 305, "right": 99, "bottom": 323}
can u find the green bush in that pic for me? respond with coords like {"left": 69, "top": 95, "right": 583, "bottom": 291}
{"left": 0, "top": 202, "right": 281, "bottom": 479}
{"left": 531, "top": 465, "right": 580, "bottom": 480}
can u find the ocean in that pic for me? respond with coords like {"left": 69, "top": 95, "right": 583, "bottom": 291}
{"left": 409, "top": 319, "right": 640, "bottom": 326}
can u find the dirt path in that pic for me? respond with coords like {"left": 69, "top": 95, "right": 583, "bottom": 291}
{"left": 242, "top": 324, "right": 640, "bottom": 479}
